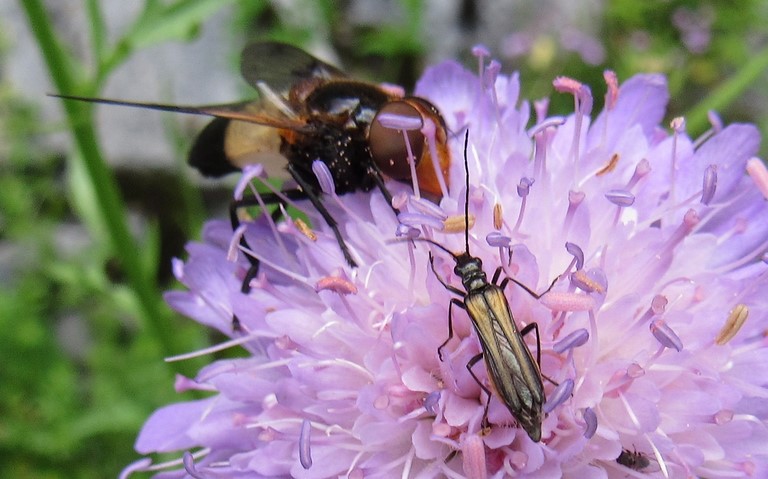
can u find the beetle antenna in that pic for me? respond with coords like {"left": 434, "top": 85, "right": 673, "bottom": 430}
{"left": 408, "top": 237, "right": 457, "bottom": 259}
{"left": 463, "top": 130, "right": 470, "bottom": 256}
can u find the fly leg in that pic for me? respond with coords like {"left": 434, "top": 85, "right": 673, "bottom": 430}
{"left": 287, "top": 163, "right": 357, "bottom": 268}
{"left": 229, "top": 188, "right": 306, "bottom": 332}
{"left": 364, "top": 160, "right": 398, "bottom": 215}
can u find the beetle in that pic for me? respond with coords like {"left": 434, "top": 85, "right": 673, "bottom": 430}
{"left": 413, "top": 132, "right": 551, "bottom": 441}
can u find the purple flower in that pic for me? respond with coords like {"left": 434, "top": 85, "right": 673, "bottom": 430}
{"left": 123, "top": 57, "right": 768, "bottom": 478}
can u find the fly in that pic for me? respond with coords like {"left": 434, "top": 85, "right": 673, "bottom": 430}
{"left": 616, "top": 447, "right": 661, "bottom": 473}
{"left": 616, "top": 448, "right": 650, "bottom": 470}
{"left": 52, "top": 42, "right": 451, "bottom": 330}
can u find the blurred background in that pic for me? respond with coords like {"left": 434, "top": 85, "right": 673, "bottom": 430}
{"left": 2, "top": 0, "right": 768, "bottom": 477}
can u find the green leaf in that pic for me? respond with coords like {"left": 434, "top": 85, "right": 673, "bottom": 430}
{"left": 684, "top": 45, "right": 768, "bottom": 134}
{"left": 125, "top": 0, "right": 238, "bottom": 50}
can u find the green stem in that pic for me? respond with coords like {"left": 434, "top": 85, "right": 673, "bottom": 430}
{"left": 85, "top": 0, "right": 108, "bottom": 68}
{"left": 685, "top": 45, "right": 768, "bottom": 133}
{"left": 21, "top": 0, "right": 186, "bottom": 366}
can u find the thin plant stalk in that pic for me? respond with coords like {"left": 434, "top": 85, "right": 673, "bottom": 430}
{"left": 21, "top": 0, "right": 186, "bottom": 364}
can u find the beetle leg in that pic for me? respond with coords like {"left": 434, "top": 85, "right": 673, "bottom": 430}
{"left": 497, "top": 271, "right": 542, "bottom": 299}
{"left": 519, "top": 322, "right": 558, "bottom": 386}
{"left": 497, "top": 270, "right": 559, "bottom": 299}
{"left": 430, "top": 252, "right": 465, "bottom": 297}
{"left": 466, "top": 351, "right": 493, "bottom": 429}
{"left": 519, "top": 322, "right": 543, "bottom": 368}
{"left": 438, "top": 298, "right": 467, "bottom": 361}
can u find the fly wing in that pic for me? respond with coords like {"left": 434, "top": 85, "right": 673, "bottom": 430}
{"left": 240, "top": 42, "right": 347, "bottom": 95}
{"left": 50, "top": 94, "right": 305, "bottom": 179}
{"left": 48, "top": 95, "right": 309, "bottom": 131}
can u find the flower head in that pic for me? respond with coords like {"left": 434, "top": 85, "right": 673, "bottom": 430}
{"left": 124, "top": 54, "right": 768, "bottom": 478}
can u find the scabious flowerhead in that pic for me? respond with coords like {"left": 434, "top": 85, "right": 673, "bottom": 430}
{"left": 123, "top": 52, "right": 768, "bottom": 478}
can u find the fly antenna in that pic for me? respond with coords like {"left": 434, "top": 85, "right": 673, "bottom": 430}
{"left": 463, "top": 130, "right": 470, "bottom": 256}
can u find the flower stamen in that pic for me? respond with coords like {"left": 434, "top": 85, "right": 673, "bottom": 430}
{"left": 650, "top": 319, "right": 683, "bottom": 352}
{"left": 493, "top": 203, "right": 503, "bottom": 230}
{"left": 312, "top": 159, "right": 336, "bottom": 196}
{"left": 234, "top": 167, "right": 292, "bottom": 262}
{"left": 595, "top": 153, "right": 620, "bottom": 176}
{"left": 746, "top": 157, "right": 768, "bottom": 200}
{"left": 398, "top": 212, "right": 444, "bottom": 230}
{"left": 692, "top": 110, "right": 723, "bottom": 148}
{"left": 534, "top": 98, "right": 549, "bottom": 123}
{"left": 182, "top": 451, "right": 206, "bottom": 479}
{"left": 604, "top": 70, "right": 619, "bottom": 110}
{"left": 715, "top": 304, "right": 748, "bottom": 345}
{"left": 605, "top": 189, "right": 635, "bottom": 207}
{"left": 625, "top": 159, "right": 651, "bottom": 189}
{"left": 543, "top": 378, "right": 574, "bottom": 413}
{"left": 669, "top": 117, "right": 686, "bottom": 204}
{"left": 553, "top": 76, "right": 593, "bottom": 172}
{"left": 375, "top": 110, "right": 426, "bottom": 198}
{"left": 299, "top": 419, "right": 313, "bottom": 469}
{"left": 633, "top": 295, "right": 668, "bottom": 330}
{"left": 484, "top": 60, "right": 504, "bottom": 134}
{"left": 423, "top": 391, "right": 441, "bottom": 414}
{"left": 396, "top": 224, "right": 420, "bottom": 239}
{"left": 316, "top": 276, "right": 358, "bottom": 295}
{"left": 312, "top": 160, "right": 367, "bottom": 223}
{"left": 471, "top": 44, "right": 490, "bottom": 79}
{"left": 570, "top": 269, "right": 606, "bottom": 294}
{"left": 700, "top": 165, "right": 717, "bottom": 205}
{"left": 461, "top": 434, "right": 487, "bottom": 479}
{"left": 656, "top": 209, "right": 699, "bottom": 259}
{"left": 410, "top": 195, "right": 448, "bottom": 220}
{"left": 540, "top": 291, "right": 595, "bottom": 311}
{"left": 605, "top": 189, "right": 636, "bottom": 227}
{"left": 485, "top": 231, "right": 511, "bottom": 248}
{"left": 582, "top": 407, "right": 598, "bottom": 438}
{"left": 562, "top": 190, "right": 585, "bottom": 238}
{"left": 294, "top": 218, "right": 318, "bottom": 241}
{"left": 421, "top": 116, "right": 450, "bottom": 198}
{"left": 530, "top": 120, "right": 560, "bottom": 179}
{"left": 512, "top": 177, "right": 534, "bottom": 234}
{"left": 565, "top": 242, "right": 585, "bottom": 271}
{"left": 232, "top": 233, "right": 312, "bottom": 285}
{"left": 444, "top": 214, "right": 475, "bottom": 233}
{"left": 553, "top": 329, "right": 590, "bottom": 354}
{"left": 166, "top": 333, "right": 273, "bottom": 361}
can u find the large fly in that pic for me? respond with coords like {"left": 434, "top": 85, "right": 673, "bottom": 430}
{"left": 52, "top": 42, "right": 451, "bottom": 330}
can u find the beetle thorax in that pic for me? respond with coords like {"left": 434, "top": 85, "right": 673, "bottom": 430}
{"left": 454, "top": 254, "right": 488, "bottom": 293}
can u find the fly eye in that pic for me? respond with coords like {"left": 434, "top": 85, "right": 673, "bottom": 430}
{"left": 369, "top": 101, "right": 425, "bottom": 180}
